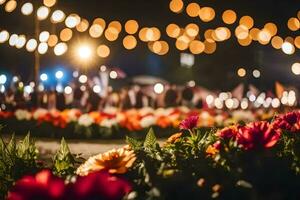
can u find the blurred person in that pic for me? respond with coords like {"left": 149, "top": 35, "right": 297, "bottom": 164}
{"left": 72, "top": 87, "right": 84, "bottom": 110}
{"left": 87, "top": 89, "right": 100, "bottom": 112}
{"left": 56, "top": 91, "right": 66, "bottom": 111}
{"left": 164, "top": 86, "right": 178, "bottom": 108}
{"left": 181, "top": 87, "right": 195, "bottom": 108}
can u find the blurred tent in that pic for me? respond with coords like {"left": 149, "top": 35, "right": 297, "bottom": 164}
{"left": 132, "top": 75, "right": 169, "bottom": 85}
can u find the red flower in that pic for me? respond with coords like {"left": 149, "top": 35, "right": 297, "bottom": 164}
{"left": 237, "top": 121, "right": 281, "bottom": 150}
{"left": 8, "top": 170, "right": 66, "bottom": 200}
{"left": 69, "top": 171, "right": 132, "bottom": 200}
{"left": 216, "top": 125, "right": 239, "bottom": 139}
{"left": 272, "top": 111, "right": 300, "bottom": 132}
{"left": 179, "top": 115, "right": 199, "bottom": 130}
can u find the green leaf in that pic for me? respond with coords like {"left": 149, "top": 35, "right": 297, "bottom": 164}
{"left": 144, "top": 128, "right": 157, "bottom": 148}
{"left": 53, "top": 138, "right": 75, "bottom": 177}
{"left": 126, "top": 136, "right": 142, "bottom": 151}
{"left": 7, "top": 134, "right": 16, "bottom": 155}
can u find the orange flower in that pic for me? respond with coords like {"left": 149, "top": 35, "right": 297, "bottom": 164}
{"left": 157, "top": 116, "right": 171, "bottom": 128}
{"left": 165, "top": 132, "right": 183, "bottom": 144}
{"left": 76, "top": 145, "right": 136, "bottom": 176}
{"left": 206, "top": 145, "right": 219, "bottom": 156}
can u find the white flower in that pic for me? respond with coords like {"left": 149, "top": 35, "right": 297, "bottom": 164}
{"left": 103, "top": 107, "right": 118, "bottom": 115}
{"left": 215, "top": 114, "right": 225, "bottom": 126}
{"left": 15, "top": 109, "right": 32, "bottom": 121}
{"left": 100, "top": 118, "right": 118, "bottom": 128}
{"left": 154, "top": 108, "right": 174, "bottom": 117}
{"left": 139, "top": 107, "right": 154, "bottom": 117}
{"left": 140, "top": 115, "right": 156, "bottom": 128}
{"left": 67, "top": 109, "right": 81, "bottom": 122}
{"left": 32, "top": 108, "right": 48, "bottom": 120}
{"left": 78, "top": 114, "right": 94, "bottom": 127}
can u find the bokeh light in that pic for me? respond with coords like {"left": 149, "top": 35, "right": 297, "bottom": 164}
{"left": 125, "top": 20, "right": 139, "bottom": 34}
{"left": 169, "top": 0, "right": 184, "bottom": 13}
{"left": 282, "top": 42, "right": 295, "bottom": 55}
{"left": 16, "top": 35, "right": 26, "bottom": 49}
{"left": 38, "top": 42, "right": 48, "bottom": 54}
{"left": 79, "top": 75, "right": 87, "bottom": 83}
{"left": 54, "top": 42, "right": 68, "bottom": 56}
{"left": 189, "top": 40, "right": 204, "bottom": 54}
{"left": 222, "top": 10, "right": 237, "bottom": 24}
{"left": 166, "top": 23, "right": 181, "bottom": 38}
{"left": 89, "top": 24, "right": 104, "bottom": 38}
{"left": 199, "top": 7, "right": 215, "bottom": 22}
{"left": 97, "top": 44, "right": 110, "bottom": 58}
{"left": 237, "top": 68, "right": 246, "bottom": 77}
{"left": 0, "top": 30, "right": 9, "bottom": 43}
{"left": 65, "top": 14, "right": 81, "bottom": 28}
{"left": 291, "top": 63, "right": 300, "bottom": 75}
{"left": 186, "top": 3, "right": 200, "bottom": 17}
{"left": 43, "top": 0, "right": 56, "bottom": 7}
{"left": 26, "top": 39, "right": 37, "bottom": 52}
{"left": 39, "top": 31, "right": 50, "bottom": 42}
{"left": 123, "top": 35, "right": 137, "bottom": 50}
{"left": 154, "top": 83, "right": 164, "bottom": 94}
{"left": 37, "top": 6, "right": 50, "bottom": 20}
{"left": 77, "top": 45, "right": 92, "bottom": 59}
{"left": 55, "top": 70, "right": 64, "bottom": 79}
{"left": 253, "top": 69, "right": 261, "bottom": 78}
{"left": 47, "top": 35, "right": 58, "bottom": 47}
{"left": 21, "top": 2, "right": 33, "bottom": 15}
{"left": 51, "top": 10, "right": 65, "bottom": 23}
{"left": 60, "top": 28, "right": 73, "bottom": 42}
{"left": 5, "top": 0, "right": 17, "bottom": 13}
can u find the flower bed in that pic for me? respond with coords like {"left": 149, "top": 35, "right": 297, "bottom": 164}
{"left": 1, "top": 110, "right": 300, "bottom": 199}
{"left": 0, "top": 107, "right": 277, "bottom": 139}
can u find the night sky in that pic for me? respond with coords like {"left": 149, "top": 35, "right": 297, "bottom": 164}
{"left": 0, "top": 0, "right": 299, "bottom": 91}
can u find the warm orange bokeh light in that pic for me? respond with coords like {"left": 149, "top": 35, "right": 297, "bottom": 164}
{"left": 123, "top": 35, "right": 137, "bottom": 50}
{"left": 222, "top": 10, "right": 237, "bottom": 24}
{"left": 125, "top": 20, "right": 139, "bottom": 34}
{"left": 186, "top": 3, "right": 200, "bottom": 17}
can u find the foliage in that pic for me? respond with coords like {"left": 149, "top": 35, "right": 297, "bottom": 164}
{"left": 0, "top": 131, "right": 40, "bottom": 199}
{"left": 53, "top": 138, "right": 77, "bottom": 178}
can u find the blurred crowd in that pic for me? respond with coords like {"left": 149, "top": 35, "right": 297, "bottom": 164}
{"left": 1, "top": 81, "right": 299, "bottom": 113}
{"left": 0, "top": 84, "right": 205, "bottom": 112}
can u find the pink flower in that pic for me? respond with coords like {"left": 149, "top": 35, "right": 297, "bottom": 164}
{"left": 179, "top": 115, "right": 199, "bottom": 130}
{"left": 272, "top": 111, "right": 300, "bottom": 132}
{"left": 69, "top": 171, "right": 132, "bottom": 200}
{"left": 216, "top": 125, "right": 239, "bottom": 139}
{"left": 8, "top": 170, "right": 66, "bottom": 200}
{"left": 237, "top": 121, "right": 281, "bottom": 150}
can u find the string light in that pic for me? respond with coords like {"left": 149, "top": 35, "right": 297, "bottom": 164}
{"left": 0, "top": 30, "right": 9, "bottom": 43}
{"left": 51, "top": 10, "right": 66, "bottom": 23}
{"left": 37, "top": 6, "right": 50, "bottom": 20}
{"left": 43, "top": 0, "right": 56, "bottom": 8}
{"left": 54, "top": 42, "right": 68, "bottom": 56}
{"left": 125, "top": 20, "right": 139, "bottom": 34}
{"left": 123, "top": 35, "right": 137, "bottom": 50}
{"left": 291, "top": 63, "right": 300, "bottom": 75}
{"left": 39, "top": 31, "right": 50, "bottom": 42}
{"left": 237, "top": 68, "right": 246, "bottom": 77}
{"left": 38, "top": 42, "right": 48, "bottom": 54}
{"left": 5, "top": 0, "right": 17, "bottom": 12}
{"left": 21, "top": 2, "right": 33, "bottom": 15}
{"left": 97, "top": 44, "right": 110, "bottom": 58}
{"left": 65, "top": 14, "right": 80, "bottom": 28}
{"left": 26, "top": 39, "right": 37, "bottom": 52}
{"left": 282, "top": 42, "right": 295, "bottom": 55}
{"left": 15, "top": 35, "right": 26, "bottom": 49}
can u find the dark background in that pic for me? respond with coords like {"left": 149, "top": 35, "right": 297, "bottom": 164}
{"left": 0, "top": 0, "right": 299, "bottom": 91}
